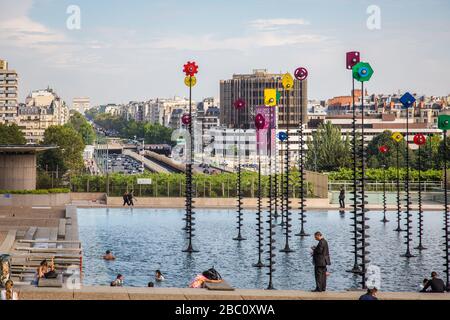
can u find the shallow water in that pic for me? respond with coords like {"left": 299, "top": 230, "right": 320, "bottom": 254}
{"left": 78, "top": 208, "right": 445, "bottom": 291}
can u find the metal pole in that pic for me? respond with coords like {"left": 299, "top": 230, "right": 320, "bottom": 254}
{"left": 347, "top": 76, "right": 361, "bottom": 273}
{"left": 253, "top": 149, "right": 265, "bottom": 268}
{"left": 279, "top": 140, "right": 285, "bottom": 227}
{"left": 234, "top": 103, "right": 245, "bottom": 241}
{"left": 266, "top": 108, "right": 276, "bottom": 290}
{"left": 357, "top": 81, "right": 370, "bottom": 289}
{"left": 394, "top": 143, "right": 402, "bottom": 232}
{"left": 281, "top": 89, "right": 293, "bottom": 252}
{"left": 183, "top": 76, "right": 197, "bottom": 253}
{"left": 381, "top": 164, "right": 389, "bottom": 223}
{"left": 141, "top": 140, "right": 145, "bottom": 173}
{"left": 443, "top": 130, "right": 449, "bottom": 290}
{"left": 402, "top": 107, "right": 414, "bottom": 258}
{"left": 415, "top": 143, "right": 426, "bottom": 250}
{"left": 297, "top": 78, "right": 308, "bottom": 237}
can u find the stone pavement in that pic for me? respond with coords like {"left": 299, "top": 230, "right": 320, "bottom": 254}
{"left": 13, "top": 286, "right": 450, "bottom": 300}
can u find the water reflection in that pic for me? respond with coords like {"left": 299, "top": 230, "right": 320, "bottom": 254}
{"left": 78, "top": 208, "right": 445, "bottom": 291}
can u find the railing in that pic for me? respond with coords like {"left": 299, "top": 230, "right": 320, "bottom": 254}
{"left": 329, "top": 180, "right": 443, "bottom": 192}
{"left": 70, "top": 177, "right": 314, "bottom": 199}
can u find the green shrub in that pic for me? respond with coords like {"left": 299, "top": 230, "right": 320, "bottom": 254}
{"left": 0, "top": 188, "right": 70, "bottom": 195}
{"left": 327, "top": 168, "right": 442, "bottom": 181}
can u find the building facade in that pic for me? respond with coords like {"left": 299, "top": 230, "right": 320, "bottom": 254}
{"left": 18, "top": 88, "right": 70, "bottom": 144}
{"left": 0, "top": 59, "right": 19, "bottom": 124}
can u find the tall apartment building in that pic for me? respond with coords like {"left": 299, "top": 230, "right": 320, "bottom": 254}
{"left": 0, "top": 59, "right": 19, "bottom": 124}
{"left": 219, "top": 69, "right": 307, "bottom": 129}
{"left": 72, "top": 97, "right": 91, "bottom": 114}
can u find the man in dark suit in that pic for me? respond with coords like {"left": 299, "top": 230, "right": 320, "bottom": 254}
{"left": 421, "top": 271, "right": 447, "bottom": 293}
{"left": 311, "top": 231, "right": 331, "bottom": 292}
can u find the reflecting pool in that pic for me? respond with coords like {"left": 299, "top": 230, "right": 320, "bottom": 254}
{"left": 78, "top": 208, "right": 444, "bottom": 291}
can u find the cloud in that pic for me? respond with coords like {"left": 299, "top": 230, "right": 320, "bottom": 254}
{"left": 151, "top": 17, "right": 324, "bottom": 51}
{"left": 0, "top": 1, "right": 67, "bottom": 48}
{"left": 248, "top": 18, "right": 310, "bottom": 31}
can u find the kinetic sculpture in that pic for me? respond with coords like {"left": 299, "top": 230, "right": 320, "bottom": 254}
{"left": 233, "top": 99, "right": 246, "bottom": 241}
{"left": 438, "top": 114, "right": 450, "bottom": 290}
{"left": 294, "top": 67, "right": 309, "bottom": 238}
{"left": 346, "top": 51, "right": 362, "bottom": 273}
{"left": 264, "top": 88, "right": 277, "bottom": 289}
{"left": 352, "top": 61, "right": 374, "bottom": 288}
{"left": 253, "top": 113, "right": 266, "bottom": 268}
{"left": 379, "top": 145, "right": 389, "bottom": 223}
{"left": 280, "top": 73, "right": 295, "bottom": 252}
{"left": 277, "top": 132, "right": 288, "bottom": 227}
{"left": 392, "top": 131, "right": 404, "bottom": 232}
{"left": 414, "top": 133, "right": 427, "bottom": 250}
{"left": 182, "top": 61, "right": 198, "bottom": 253}
{"left": 400, "top": 92, "right": 416, "bottom": 258}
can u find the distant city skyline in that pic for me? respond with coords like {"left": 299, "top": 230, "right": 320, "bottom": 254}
{"left": 1, "top": 0, "right": 449, "bottom": 106}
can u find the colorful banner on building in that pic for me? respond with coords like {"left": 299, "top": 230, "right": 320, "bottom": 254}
{"left": 255, "top": 106, "right": 276, "bottom": 156}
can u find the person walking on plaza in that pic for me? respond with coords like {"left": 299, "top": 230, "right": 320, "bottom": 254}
{"left": 122, "top": 191, "right": 129, "bottom": 206}
{"left": 311, "top": 231, "right": 331, "bottom": 292}
{"left": 339, "top": 187, "right": 345, "bottom": 209}
{"left": 127, "top": 190, "right": 135, "bottom": 206}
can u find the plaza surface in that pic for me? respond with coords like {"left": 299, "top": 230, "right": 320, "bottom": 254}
{"left": 10, "top": 286, "right": 450, "bottom": 300}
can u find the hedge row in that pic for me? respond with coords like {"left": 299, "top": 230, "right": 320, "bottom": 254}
{"left": 0, "top": 188, "right": 70, "bottom": 195}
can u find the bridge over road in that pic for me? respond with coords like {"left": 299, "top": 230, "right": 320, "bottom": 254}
{"left": 122, "top": 149, "right": 172, "bottom": 173}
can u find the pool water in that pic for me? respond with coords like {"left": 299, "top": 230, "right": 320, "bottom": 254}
{"left": 78, "top": 208, "right": 445, "bottom": 291}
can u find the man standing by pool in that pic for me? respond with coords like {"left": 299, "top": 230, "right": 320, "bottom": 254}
{"left": 311, "top": 231, "right": 331, "bottom": 292}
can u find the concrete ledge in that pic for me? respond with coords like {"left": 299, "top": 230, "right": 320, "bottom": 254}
{"left": 0, "top": 194, "right": 71, "bottom": 207}
{"left": 18, "top": 286, "right": 74, "bottom": 300}
{"left": 105, "top": 197, "right": 330, "bottom": 209}
{"left": 0, "top": 229, "right": 16, "bottom": 253}
{"left": 73, "top": 286, "right": 130, "bottom": 300}
{"left": 12, "top": 286, "right": 450, "bottom": 300}
{"left": 127, "top": 288, "right": 187, "bottom": 300}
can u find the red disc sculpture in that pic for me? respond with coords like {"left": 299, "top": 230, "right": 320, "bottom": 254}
{"left": 414, "top": 133, "right": 426, "bottom": 146}
{"left": 379, "top": 145, "right": 389, "bottom": 153}
{"left": 183, "top": 61, "right": 198, "bottom": 77}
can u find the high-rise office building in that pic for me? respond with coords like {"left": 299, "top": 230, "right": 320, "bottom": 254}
{"left": 0, "top": 59, "right": 19, "bottom": 124}
{"left": 219, "top": 69, "right": 307, "bottom": 129}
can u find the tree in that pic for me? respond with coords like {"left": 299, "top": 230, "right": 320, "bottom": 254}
{"left": 438, "top": 135, "right": 450, "bottom": 168}
{"left": 306, "top": 121, "right": 351, "bottom": 172}
{"left": 144, "top": 123, "right": 174, "bottom": 145}
{"left": 66, "top": 111, "right": 96, "bottom": 145}
{"left": 419, "top": 134, "right": 442, "bottom": 170}
{"left": 0, "top": 123, "right": 26, "bottom": 144}
{"left": 366, "top": 130, "right": 411, "bottom": 168}
{"left": 85, "top": 108, "right": 99, "bottom": 121}
{"left": 38, "top": 125, "right": 85, "bottom": 174}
